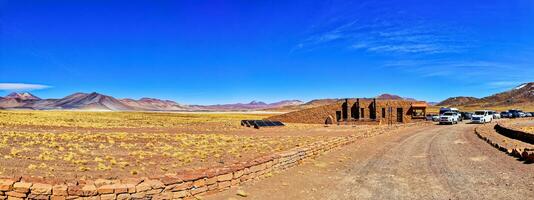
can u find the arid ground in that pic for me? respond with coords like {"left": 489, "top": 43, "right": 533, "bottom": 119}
{"left": 0, "top": 110, "right": 398, "bottom": 181}
{"left": 206, "top": 121, "right": 534, "bottom": 200}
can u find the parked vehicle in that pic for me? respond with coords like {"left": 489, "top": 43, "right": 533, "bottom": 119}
{"left": 440, "top": 107, "right": 462, "bottom": 121}
{"left": 471, "top": 110, "right": 493, "bottom": 124}
{"left": 439, "top": 111, "right": 459, "bottom": 125}
{"left": 519, "top": 112, "right": 526, "bottom": 117}
{"left": 500, "top": 111, "right": 511, "bottom": 118}
{"left": 509, "top": 109, "right": 523, "bottom": 118}
{"left": 461, "top": 112, "right": 473, "bottom": 120}
{"left": 526, "top": 112, "right": 533, "bottom": 117}
{"left": 491, "top": 111, "right": 501, "bottom": 119}
{"left": 426, "top": 114, "right": 439, "bottom": 121}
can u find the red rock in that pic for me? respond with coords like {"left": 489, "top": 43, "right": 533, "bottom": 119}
{"left": 31, "top": 183, "right": 53, "bottom": 195}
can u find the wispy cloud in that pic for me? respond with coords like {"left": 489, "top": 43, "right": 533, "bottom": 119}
{"left": 0, "top": 83, "right": 51, "bottom": 91}
{"left": 382, "top": 59, "right": 533, "bottom": 88}
{"left": 293, "top": 1, "right": 473, "bottom": 55}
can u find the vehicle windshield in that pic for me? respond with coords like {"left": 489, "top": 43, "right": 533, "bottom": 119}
{"left": 474, "top": 111, "right": 486, "bottom": 115}
{"left": 443, "top": 112, "right": 453, "bottom": 116}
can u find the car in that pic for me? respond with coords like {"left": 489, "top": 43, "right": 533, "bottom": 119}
{"left": 500, "top": 111, "right": 511, "bottom": 118}
{"left": 440, "top": 107, "right": 461, "bottom": 121}
{"left": 491, "top": 111, "right": 501, "bottom": 119}
{"left": 526, "top": 112, "right": 533, "bottom": 117}
{"left": 519, "top": 112, "right": 526, "bottom": 117}
{"left": 509, "top": 109, "right": 523, "bottom": 118}
{"left": 461, "top": 112, "right": 473, "bottom": 120}
{"left": 439, "top": 111, "right": 459, "bottom": 125}
{"left": 471, "top": 110, "right": 493, "bottom": 124}
{"left": 426, "top": 114, "right": 439, "bottom": 121}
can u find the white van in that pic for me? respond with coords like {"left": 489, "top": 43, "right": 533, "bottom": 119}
{"left": 471, "top": 110, "right": 493, "bottom": 124}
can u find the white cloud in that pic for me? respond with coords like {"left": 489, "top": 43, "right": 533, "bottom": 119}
{"left": 0, "top": 83, "right": 51, "bottom": 91}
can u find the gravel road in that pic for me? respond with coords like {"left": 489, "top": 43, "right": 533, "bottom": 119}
{"left": 205, "top": 123, "right": 534, "bottom": 200}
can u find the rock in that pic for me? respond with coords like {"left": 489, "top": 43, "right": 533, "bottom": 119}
{"left": 192, "top": 179, "right": 205, "bottom": 188}
{"left": 218, "top": 181, "right": 231, "bottom": 190}
{"left": 53, "top": 185, "right": 68, "bottom": 196}
{"left": 51, "top": 195, "right": 67, "bottom": 200}
{"left": 27, "top": 194, "right": 49, "bottom": 200}
{"left": 236, "top": 190, "right": 248, "bottom": 197}
{"left": 147, "top": 180, "right": 165, "bottom": 189}
{"left": 98, "top": 185, "right": 115, "bottom": 194}
{"left": 94, "top": 179, "right": 113, "bottom": 188}
{"left": 5, "top": 191, "right": 26, "bottom": 198}
{"left": 135, "top": 182, "right": 152, "bottom": 192}
{"left": 172, "top": 190, "right": 188, "bottom": 199}
{"left": 170, "top": 182, "right": 192, "bottom": 192}
{"left": 0, "top": 180, "right": 14, "bottom": 191}
{"left": 152, "top": 192, "right": 173, "bottom": 200}
{"left": 81, "top": 184, "right": 97, "bottom": 196}
{"left": 131, "top": 192, "right": 146, "bottom": 199}
{"left": 100, "top": 194, "right": 116, "bottom": 200}
{"left": 116, "top": 193, "right": 131, "bottom": 200}
{"left": 31, "top": 183, "right": 53, "bottom": 195}
{"left": 13, "top": 182, "right": 32, "bottom": 193}
{"left": 217, "top": 173, "right": 233, "bottom": 182}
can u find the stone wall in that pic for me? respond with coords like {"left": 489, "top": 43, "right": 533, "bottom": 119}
{"left": 0, "top": 136, "right": 358, "bottom": 200}
{"left": 494, "top": 122, "right": 534, "bottom": 144}
{"left": 474, "top": 124, "right": 534, "bottom": 162}
{"left": 268, "top": 99, "right": 421, "bottom": 124}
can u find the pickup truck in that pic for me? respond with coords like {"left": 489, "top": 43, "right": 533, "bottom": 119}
{"left": 471, "top": 110, "right": 493, "bottom": 124}
{"left": 439, "top": 111, "right": 459, "bottom": 125}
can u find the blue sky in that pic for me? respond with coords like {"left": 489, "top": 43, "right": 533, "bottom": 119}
{"left": 0, "top": 0, "right": 533, "bottom": 104}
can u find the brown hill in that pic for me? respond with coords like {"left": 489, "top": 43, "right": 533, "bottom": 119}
{"left": 267, "top": 94, "right": 416, "bottom": 112}
{"left": 376, "top": 94, "right": 403, "bottom": 100}
{"left": 5, "top": 92, "right": 41, "bottom": 100}
{"left": 52, "top": 92, "right": 133, "bottom": 110}
{"left": 437, "top": 82, "right": 534, "bottom": 109}
{"left": 265, "top": 99, "right": 340, "bottom": 112}
{"left": 0, "top": 92, "right": 304, "bottom": 111}
{"left": 119, "top": 98, "right": 189, "bottom": 111}
{"left": 190, "top": 100, "right": 303, "bottom": 111}
{"left": 436, "top": 96, "right": 479, "bottom": 106}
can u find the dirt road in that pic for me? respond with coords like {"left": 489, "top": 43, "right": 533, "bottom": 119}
{"left": 205, "top": 123, "right": 534, "bottom": 200}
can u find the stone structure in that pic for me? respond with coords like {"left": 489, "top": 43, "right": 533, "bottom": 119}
{"left": 268, "top": 98, "right": 427, "bottom": 125}
{"left": 0, "top": 136, "right": 356, "bottom": 200}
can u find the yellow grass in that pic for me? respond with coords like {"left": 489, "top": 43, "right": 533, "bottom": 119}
{"left": 0, "top": 110, "right": 271, "bottom": 128}
{"left": 0, "top": 110, "right": 325, "bottom": 179}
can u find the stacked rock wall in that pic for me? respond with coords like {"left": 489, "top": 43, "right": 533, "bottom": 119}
{"left": 0, "top": 136, "right": 357, "bottom": 200}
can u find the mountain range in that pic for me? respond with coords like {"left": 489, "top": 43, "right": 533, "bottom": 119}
{"left": 437, "top": 82, "right": 534, "bottom": 108}
{"left": 2, "top": 82, "right": 531, "bottom": 111}
{"left": 0, "top": 92, "right": 303, "bottom": 111}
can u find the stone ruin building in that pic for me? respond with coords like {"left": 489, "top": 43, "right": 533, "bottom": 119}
{"left": 268, "top": 98, "right": 428, "bottom": 125}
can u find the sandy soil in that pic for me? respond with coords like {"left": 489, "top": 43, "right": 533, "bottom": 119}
{"left": 205, "top": 122, "right": 534, "bottom": 200}
{"left": 0, "top": 121, "right": 412, "bottom": 180}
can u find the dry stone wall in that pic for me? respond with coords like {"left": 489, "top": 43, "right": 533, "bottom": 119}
{"left": 474, "top": 124, "right": 534, "bottom": 162}
{"left": 494, "top": 122, "right": 534, "bottom": 144}
{"left": 0, "top": 136, "right": 358, "bottom": 200}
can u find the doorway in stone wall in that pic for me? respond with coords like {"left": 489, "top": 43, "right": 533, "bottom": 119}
{"left": 397, "top": 108, "right": 403, "bottom": 122}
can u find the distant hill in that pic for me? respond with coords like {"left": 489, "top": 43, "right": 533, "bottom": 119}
{"left": 0, "top": 92, "right": 304, "bottom": 111}
{"left": 436, "top": 96, "right": 479, "bottom": 107}
{"left": 53, "top": 92, "right": 133, "bottom": 110}
{"left": 120, "top": 98, "right": 189, "bottom": 111}
{"left": 437, "top": 82, "right": 534, "bottom": 109}
{"left": 189, "top": 100, "right": 304, "bottom": 111}
{"left": 267, "top": 94, "right": 419, "bottom": 112}
{"left": 376, "top": 94, "right": 403, "bottom": 100}
{"left": 5, "top": 92, "right": 41, "bottom": 100}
